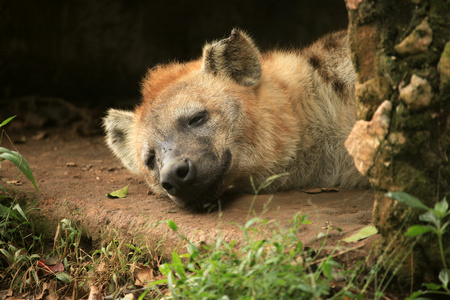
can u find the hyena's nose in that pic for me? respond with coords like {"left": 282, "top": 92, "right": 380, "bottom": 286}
{"left": 160, "top": 159, "right": 195, "bottom": 196}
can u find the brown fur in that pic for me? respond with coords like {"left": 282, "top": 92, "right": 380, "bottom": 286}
{"left": 104, "top": 29, "right": 368, "bottom": 211}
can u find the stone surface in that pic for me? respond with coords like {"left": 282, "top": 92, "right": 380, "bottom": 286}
{"left": 438, "top": 42, "right": 450, "bottom": 90}
{"left": 399, "top": 74, "right": 433, "bottom": 110}
{"left": 345, "top": 100, "right": 392, "bottom": 176}
{"left": 394, "top": 18, "right": 432, "bottom": 55}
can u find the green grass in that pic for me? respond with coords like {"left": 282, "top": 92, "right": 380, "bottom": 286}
{"left": 0, "top": 115, "right": 38, "bottom": 194}
{"left": 387, "top": 192, "right": 450, "bottom": 299}
{"left": 0, "top": 197, "right": 42, "bottom": 292}
{"left": 1, "top": 194, "right": 449, "bottom": 299}
{"left": 150, "top": 216, "right": 337, "bottom": 300}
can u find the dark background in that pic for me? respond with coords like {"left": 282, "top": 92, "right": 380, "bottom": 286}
{"left": 0, "top": 0, "right": 348, "bottom": 110}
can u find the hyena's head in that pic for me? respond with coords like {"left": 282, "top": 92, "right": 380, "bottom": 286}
{"left": 104, "top": 29, "right": 261, "bottom": 211}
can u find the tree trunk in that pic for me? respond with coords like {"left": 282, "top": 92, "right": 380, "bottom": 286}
{"left": 345, "top": 0, "right": 450, "bottom": 288}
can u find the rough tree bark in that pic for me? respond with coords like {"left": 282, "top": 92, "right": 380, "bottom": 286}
{"left": 345, "top": 0, "right": 449, "bottom": 287}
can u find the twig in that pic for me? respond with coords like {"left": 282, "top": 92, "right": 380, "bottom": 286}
{"left": 310, "top": 243, "right": 364, "bottom": 265}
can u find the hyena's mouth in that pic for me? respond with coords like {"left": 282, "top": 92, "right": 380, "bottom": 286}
{"left": 166, "top": 149, "right": 232, "bottom": 212}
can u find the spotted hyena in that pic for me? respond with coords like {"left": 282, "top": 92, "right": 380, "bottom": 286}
{"left": 104, "top": 29, "right": 368, "bottom": 211}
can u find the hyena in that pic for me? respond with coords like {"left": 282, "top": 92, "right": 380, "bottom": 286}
{"left": 104, "top": 29, "right": 368, "bottom": 211}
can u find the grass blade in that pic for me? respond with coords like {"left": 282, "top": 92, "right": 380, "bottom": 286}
{"left": 386, "top": 192, "right": 428, "bottom": 210}
{"left": 0, "top": 147, "right": 38, "bottom": 191}
{"left": 0, "top": 203, "right": 20, "bottom": 219}
{"left": 0, "top": 115, "right": 16, "bottom": 127}
{"left": 12, "top": 203, "right": 29, "bottom": 222}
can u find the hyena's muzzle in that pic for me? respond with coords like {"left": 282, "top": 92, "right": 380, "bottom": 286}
{"left": 155, "top": 141, "right": 232, "bottom": 211}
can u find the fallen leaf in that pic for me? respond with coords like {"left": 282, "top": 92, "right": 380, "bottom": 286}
{"left": 6, "top": 180, "right": 22, "bottom": 186}
{"left": 121, "top": 293, "right": 136, "bottom": 300}
{"left": 88, "top": 285, "right": 102, "bottom": 300}
{"left": 303, "top": 187, "right": 340, "bottom": 194}
{"left": 96, "top": 261, "right": 108, "bottom": 273}
{"left": 0, "top": 289, "right": 12, "bottom": 300}
{"left": 134, "top": 263, "right": 155, "bottom": 286}
{"left": 343, "top": 225, "right": 378, "bottom": 243}
{"left": 303, "top": 188, "right": 322, "bottom": 194}
{"left": 37, "top": 258, "right": 64, "bottom": 274}
{"left": 106, "top": 184, "right": 130, "bottom": 198}
{"left": 37, "top": 281, "right": 57, "bottom": 300}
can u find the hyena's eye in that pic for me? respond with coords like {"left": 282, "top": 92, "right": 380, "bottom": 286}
{"left": 145, "top": 151, "right": 156, "bottom": 169}
{"left": 187, "top": 111, "right": 208, "bottom": 128}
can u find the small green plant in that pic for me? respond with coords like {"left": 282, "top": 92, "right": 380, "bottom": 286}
{"left": 50, "top": 221, "right": 162, "bottom": 299}
{"left": 0, "top": 199, "right": 40, "bottom": 250}
{"left": 0, "top": 115, "right": 38, "bottom": 195}
{"left": 0, "top": 243, "right": 40, "bottom": 292}
{"left": 387, "top": 191, "right": 450, "bottom": 299}
{"left": 89, "top": 233, "right": 149, "bottom": 298}
{"left": 0, "top": 116, "right": 42, "bottom": 291}
{"left": 143, "top": 214, "right": 346, "bottom": 300}
{"left": 0, "top": 198, "right": 42, "bottom": 291}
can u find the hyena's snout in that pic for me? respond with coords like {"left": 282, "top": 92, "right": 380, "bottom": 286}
{"left": 156, "top": 147, "right": 233, "bottom": 210}
{"left": 160, "top": 157, "right": 196, "bottom": 197}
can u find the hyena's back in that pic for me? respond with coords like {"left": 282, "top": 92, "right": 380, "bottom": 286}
{"left": 247, "top": 31, "right": 365, "bottom": 191}
{"left": 104, "top": 29, "right": 368, "bottom": 211}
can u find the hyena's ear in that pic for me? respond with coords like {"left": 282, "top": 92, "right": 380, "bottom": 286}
{"left": 202, "top": 29, "right": 261, "bottom": 87}
{"left": 103, "top": 109, "right": 139, "bottom": 173}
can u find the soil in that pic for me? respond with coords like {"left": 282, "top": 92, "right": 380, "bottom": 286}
{"left": 1, "top": 126, "right": 377, "bottom": 261}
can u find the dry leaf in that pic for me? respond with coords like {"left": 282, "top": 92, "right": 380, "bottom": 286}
{"left": 0, "top": 289, "right": 12, "bottom": 300}
{"left": 96, "top": 261, "right": 108, "bottom": 273}
{"left": 303, "top": 187, "right": 340, "bottom": 194}
{"left": 6, "top": 180, "right": 22, "bottom": 186}
{"left": 88, "top": 285, "right": 102, "bottom": 300}
{"left": 37, "top": 259, "right": 64, "bottom": 274}
{"left": 37, "top": 281, "right": 57, "bottom": 300}
{"left": 302, "top": 188, "right": 322, "bottom": 194}
{"left": 133, "top": 263, "right": 155, "bottom": 286}
{"left": 121, "top": 293, "right": 136, "bottom": 300}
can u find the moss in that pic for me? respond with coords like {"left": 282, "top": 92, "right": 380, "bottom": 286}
{"left": 430, "top": 0, "right": 450, "bottom": 29}
{"left": 355, "top": 0, "right": 379, "bottom": 24}
{"left": 355, "top": 76, "right": 390, "bottom": 120}
{"left": 350, "top": 0, "right": 450, "bottom": 286}
{"left": 438, "top": 42, "right": 450, "bottom": 91}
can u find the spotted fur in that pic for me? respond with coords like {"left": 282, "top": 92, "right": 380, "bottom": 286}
{"left": 104, "top": 29, "right": 368, "bottom": 211}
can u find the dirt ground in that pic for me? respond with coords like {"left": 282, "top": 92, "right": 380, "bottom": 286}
{"left": 0, "top": 125, "right": 377, "bottom": 260}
